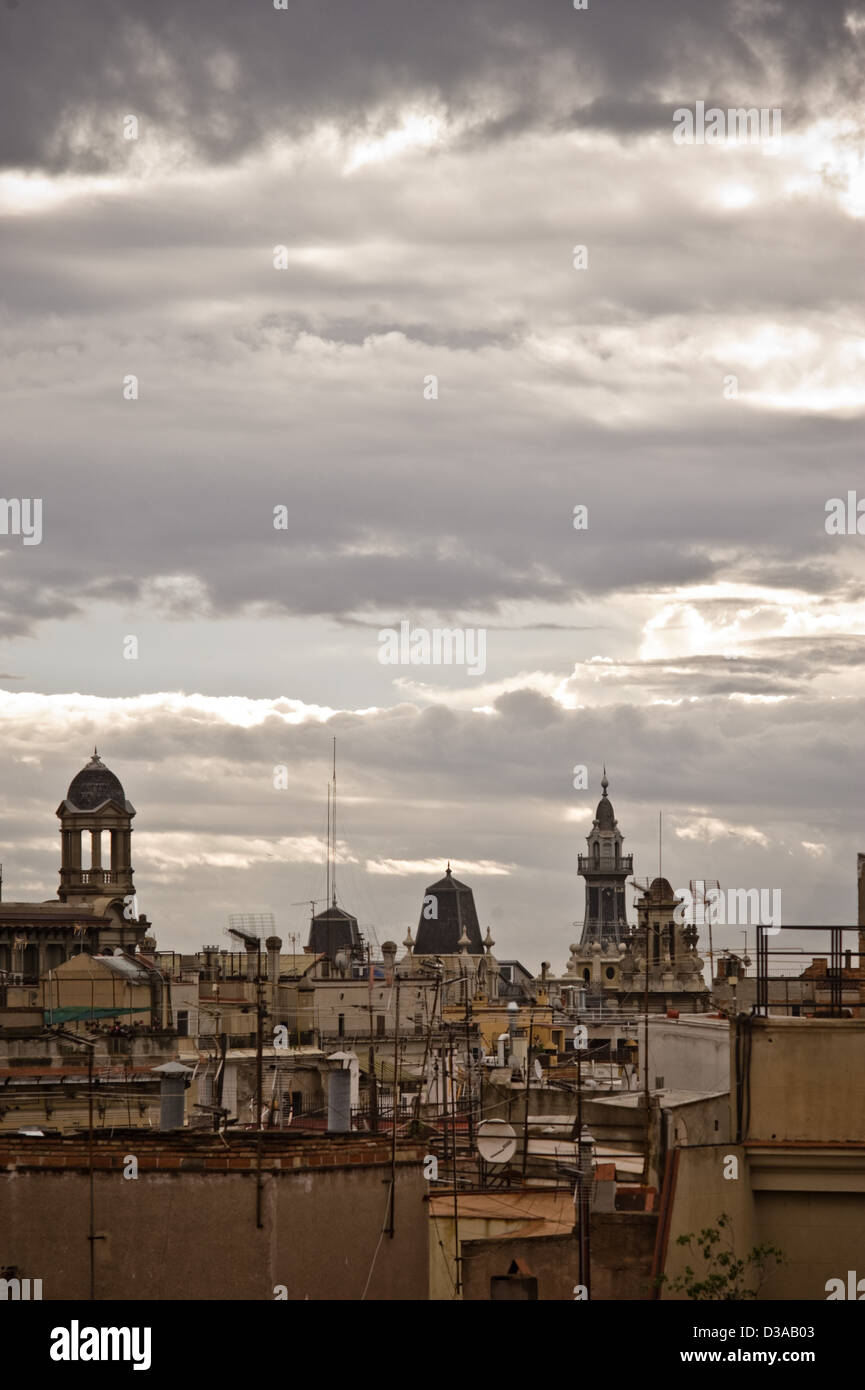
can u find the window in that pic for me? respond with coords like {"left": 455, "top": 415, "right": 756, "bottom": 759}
{"left": 376, "top": 1014, "right": 385, "bottom": 1037}
{"left": 605, "top": 967, "right": 615, "bottom": 980}
{"left": 176, "top": 1010, "right": 189, "bottom": 1037}
{"left": 338, "top": 1013, "right": 345, "bottom": 1037}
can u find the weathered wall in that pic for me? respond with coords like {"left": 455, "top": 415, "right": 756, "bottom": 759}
{"left": 660, "top": 1144, "right": 755, "bottom": 1299}
{"left": 665, "top": 1093, "right": 730, "bottom": 1146}
{"left": 461, "top": 1233, "right": 579, "bottom": 1300}
{"left": 663, "top": 1141, "right": 865, "bottom": 1300}
{"left": 640, "top": 1016, "right": 730, "bottom": 1093}
{"left": 589, "top": 1212, "right": 658, "bottom": 1300}
{"left": 735, "top": 1017, "right": 865, "bottom": 1142}
{"left": 0, "top": 1135, "right": 428, "bottom": 1301}
{"left": 753, "top": 1189, "right": 865, "bottom": 1301}
{"left": 460, "top": 1215, "right": 657, "bottom": 1301}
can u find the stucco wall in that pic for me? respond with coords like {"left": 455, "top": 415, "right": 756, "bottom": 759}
{"left": 0, "top": 1136, "right": 428, "bottom": 1301}
{"left": 640, "top": 1016, "right": 730, "bottom": 1093}
{"left": 663, "top": 1141, "right": 865, "bottom": 1300}
{"left": 735, "top": 1017, "right": 865, "bottom": 1142}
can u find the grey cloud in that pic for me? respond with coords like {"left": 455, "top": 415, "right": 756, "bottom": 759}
{"left": 0, "top": 0, "right": 859, "bottom": 172}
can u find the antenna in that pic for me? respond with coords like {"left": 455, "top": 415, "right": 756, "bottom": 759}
{"left": 689, "top": 879, "right": 721, "bottom": 982}
{"left": 324, "top": 737, "right": 338, "bottom": 909}
{"left": 326, "top": 780, "right": 331, "bottom": 911}
{"left": 226, "top": 914, "right": 275, "bottom": 940}
{"left": 291, "top": 898, "right": 325, "bottom": 917}
{"left": 332, "top": 735, "right": 337, "bottom": 907}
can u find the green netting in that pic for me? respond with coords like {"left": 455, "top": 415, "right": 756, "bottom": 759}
{"left": 44, "top": 1006, "right": 142, "bottom": 1023}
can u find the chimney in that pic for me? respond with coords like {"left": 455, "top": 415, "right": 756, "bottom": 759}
{"left": 327, "top": 1065, "right": 352, "bottom": 1133}
{"left": 266, "top": 936, "right": 282, "bottom": 984}
{"left": 244, "top": 940, "right": 259, "bottom": 983}
{"left": 151, "top": 1060, "right": 193, "bottom": 1130}
{"left": 202, "top": 944, "right": 219, "bottom": 981}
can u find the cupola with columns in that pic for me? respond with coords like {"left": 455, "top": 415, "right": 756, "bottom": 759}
{"left": 56, "top": 750, "right": 137, "bottom": 904}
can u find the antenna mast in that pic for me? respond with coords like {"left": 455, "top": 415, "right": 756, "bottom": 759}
{"left": 332, "top": 736, "right": 337, "bottom": 907}
{"left": 326, "top": 781, "right": 331, "bottom": 911}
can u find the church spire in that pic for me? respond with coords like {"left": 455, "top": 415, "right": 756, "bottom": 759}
{"left": 577, "top": 772, "right": 633, "bottom": 947}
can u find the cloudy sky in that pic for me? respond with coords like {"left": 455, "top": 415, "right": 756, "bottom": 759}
{"left": 0, "top": 0, "right": 863, "bottom": 970}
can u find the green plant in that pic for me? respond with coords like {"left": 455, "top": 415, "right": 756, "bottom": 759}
{"left": 657, "top": 1213, "right": 784, "bottom": 1300}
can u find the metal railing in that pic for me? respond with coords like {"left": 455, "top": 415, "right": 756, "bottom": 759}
{"left": 755, "top": 925, "right": 860, "bottom": 1018}
{"left": 577, "top": 854, "right": 633, "bottom": 873}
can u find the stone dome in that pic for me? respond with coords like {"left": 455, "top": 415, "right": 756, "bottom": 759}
{"left": 66, "top": 751, "right": 127, "bottom": 811}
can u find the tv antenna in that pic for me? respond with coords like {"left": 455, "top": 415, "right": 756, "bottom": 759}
{"left": 689, "top": 878, "right": 721, "bottom": 981}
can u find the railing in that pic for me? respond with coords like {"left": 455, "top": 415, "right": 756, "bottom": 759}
{"left": 78, "top": 870, "right": 121, "bottom": 885}
{"left": 755, "top": 925, "right": 860, "bottom": 1018}
{"left": 577, "top": 855, "right": 633, "bottom": 873}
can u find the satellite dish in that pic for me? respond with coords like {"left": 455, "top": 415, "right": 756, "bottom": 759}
{"left": 533, "top": 1058, "right": 543, "bottom": 1081}
{"left": 476, "top": 1119, "right": 517, "bottom": 1165}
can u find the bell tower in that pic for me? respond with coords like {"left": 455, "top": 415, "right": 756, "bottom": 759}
{"left": 578, "top": 770, "right": 633, "bottom": 947}
{"left": 56, "top": 750, "right": 136, "bottom": 904}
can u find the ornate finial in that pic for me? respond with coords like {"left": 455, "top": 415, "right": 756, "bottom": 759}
{"left": 403, "top": 927, "right": 414, "bottom": 955}
{"left": 458, "top": 929, "right": 470, "bottom": 955}
{"left": 601, "top": 765, "right": 608, "bottom": 795}
{"left": 446, "top": 861, "right": 452, "bottom": 876}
